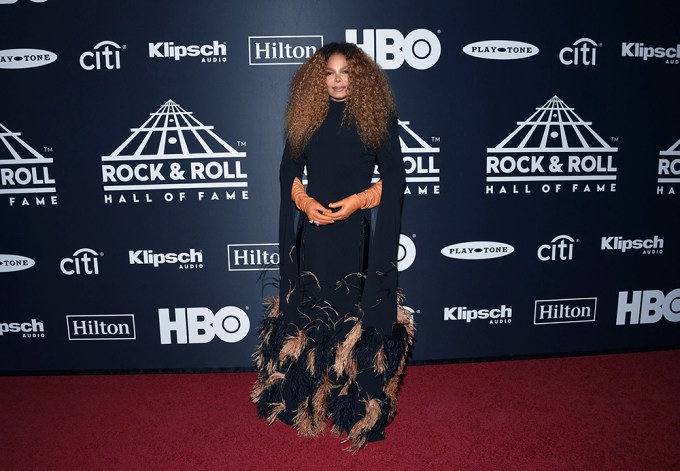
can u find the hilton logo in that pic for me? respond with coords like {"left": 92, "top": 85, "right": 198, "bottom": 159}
{"left": 227, "top": 243, "right": 279, "bottom": 271}
{"left": 534, "top": 298, "right": 597, "bottom": 325}
{"left": 248, "top": 35, "right": 322, "bottom": 65}
{"left": 66, "top": 315, "right": 136, "bottom": 340}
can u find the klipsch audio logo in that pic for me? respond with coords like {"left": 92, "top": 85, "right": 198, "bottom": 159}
{"left": 158, "top": 306, "right": 250, "bottom": 344}
{"left": 537, "top": 235, "right": 577, "bottom": 261}
{"left": 601, "top": 236, "right": 663, "bottom": 255}
{"left": 60, "top": 248, "right": 102, "bottom": 275}
{"left": 227, "top": 244, "right": 278, "bottom": 271}
{"left": 149, "top": 41, "right": 227, "bottom": 63}
{"left": 129, "top": 249, "right": 203, "bottom": 269}
{"left": 398, "top": 234, "right": 416, "bottom": 271}
{"left": 0, "top": 254, "right": 35, "bottom": 272}
{"left": 101, "top": 99, "right": 248, "bottom": 204}
{"left": 444, "top": 304, "right": 512, "bottom": 324}
{"left": 346, "top": 29, "right": 441, "bottom": 70}
{"left": 534, "top": 298, "right": 596, "bottom": 324}
{"left": 0, "top": 319, "right": 44, "bottom": 338}
{"left": 441, "top": 241, "right": 514, "bottom": 260}
{"left": 1, "top": 121, "right": 58, "bottom": 206}
{"left": 486, "top": 96, "right": 617, "bottom": 195}
{"left": 0, "top": 48, "right": 56, "bottom": 69}
{"left": 463, "top": 40, "right": 538, "bottom": 60}
{"left": 66, "top": 315, "right": 136, "bottom": 340}
{"left": 560, "top": 38, "right": 599, "bottom": 66}
{"left": 248, "top": 35, "right": 322, "bottom": 65}
{"left": 658, "top": 137, "right": 680, "bottom": 195}
{"left": 617, "top": 289, "right": 680, "bottom": 325}
{"left": 80, "top": 41, "right": 125, "bottom": 70}
{"left": 621, "top": 42, "right": 679, "bottom": 65}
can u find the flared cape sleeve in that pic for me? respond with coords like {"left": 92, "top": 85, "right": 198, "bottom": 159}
{"left": 360, "top": 115, "right": 406, "bottom": 333}
{"left": 278, "top": 141, "right": 306, "bottom": 315}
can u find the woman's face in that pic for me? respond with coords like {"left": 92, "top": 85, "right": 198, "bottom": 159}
{"left": 325, "top": 53, "right": 349, "bottom": 101}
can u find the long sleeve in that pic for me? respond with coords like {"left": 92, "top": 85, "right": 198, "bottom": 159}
{"left": 278, "top": 142, "right": 306, "bottom": 314}
{"left": 361, "top": 115, "right": 405, "bottom": 332}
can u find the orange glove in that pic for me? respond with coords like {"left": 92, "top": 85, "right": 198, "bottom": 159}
{"left": 291, "top": 178, "right": 334, "bottom": 225}
{"left": 328, "top": 180, "right": 383, "bottom": 221}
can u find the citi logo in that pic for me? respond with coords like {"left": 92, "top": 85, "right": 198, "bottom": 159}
{"left": 66, "top": 315, "right": 136, "bottom": 340}
{"left": 617, "top": 289, "right": 680, "bottom": 325}
{"left": 129, "top": 249, "right": 203, "bottom": 269}
{"left": 0, "top": 254, "right": 35, "bottom": 272}
{"left": 346, "top": 28, "right": 441, "bottom": 70}
{"left": 444, "top": 305, "right": 512, "bottom": 324}
{"left": 60, "top": 248, "right": 101, "bottom": 275}
{"left": 621, "top": 43, "right": 680, "bottom": 62}
{"left": 441, "top": 241, "right": 514, "bottom": 260}
{"left": 601, "top": 236, "right": 664, "bottom": 254}
{"left": 159, "top": 306, "right": 250, "bottom": 344}
{"left": 537, "top": 235, "right": 577, "bottom": 261}
{"left": 463, "top": 40, "right": 538, "bottom": 60}
{"left": 534, "top": 298, "right": 596, "bottom": 325}
{"left": 149, "top": 41, "right": 227, "bottom": 63}
{"left": 248, "top": 35, "right": 322, "bottom": 65}
{"left": 560, "top": 38, "right": 599, "bottom": 66}
{"left": 227, "top": 244, "right": 278, "bottom": 271}
{"left": 0, "top": 48, "right": 57, "bottom": 69}
{"left": 0, "top": 319, "right": 44, "bottom": 338}
{"left": 80, "top": 41, "right": 124, "bottom": 71}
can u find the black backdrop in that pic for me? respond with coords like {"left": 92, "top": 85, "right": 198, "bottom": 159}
{"left": 1, "top": 0, "right": 678, "bottom": 372}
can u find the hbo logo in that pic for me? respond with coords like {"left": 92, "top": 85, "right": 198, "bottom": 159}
{"left": 159, "top": 306, "right": 250, "bottom": 344}
{"left": 616, "top": 289, "right": 680, "bottom": 325}
{"left": 346, "top": 28, "right": 441, "bottom": 70}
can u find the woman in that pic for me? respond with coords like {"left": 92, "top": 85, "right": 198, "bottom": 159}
{"left": 251, "top": 42, "right": 414, "bottom": 451}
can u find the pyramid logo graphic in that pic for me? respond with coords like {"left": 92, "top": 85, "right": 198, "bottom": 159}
{"left": 486, "top": 96, "right": 618, "bottom": 195}
{"left": 101, "top": 100, "right": 248, "bottom": 203}
{"left": 657, "top": 137, "right": 680, "bottom": 193}
{"left": 397, "top": 120, "right": 440, "bottom": 189}
{"left": 0, "top": 121, "right": 57, "bottom": 202}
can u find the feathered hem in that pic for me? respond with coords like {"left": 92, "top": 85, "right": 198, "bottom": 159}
{"left": 250, "top": 296, "right": 415, "bottom": 452}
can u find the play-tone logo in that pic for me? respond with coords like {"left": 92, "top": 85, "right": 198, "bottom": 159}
{"left": 1, "top": 121, "right": 58, "bottom": 206}
{"left": 534, "top": 298, "right": 596, "bottom": 325}
{"left": 463, "top": 40, "right": 538, "bottom": 60}
{"left": 486, "top": 96, "right": 617, "bottom": 195}
{"left": 346, "top": 29, "right": 440, "bottom": 70}
{"left": 159, "top": 306, "right": 250, "bottom": 344}
{"left": 80, "top": 41, "right": 124, "bottom": 70}
{"left": 441, "top": 241, "right": 514, "bottom": 260}
{"left": 617, "top": 289, "right": 680, "bottom": 325}
{"left": 560, "top": 38, "right": 599, "bottom": 66}
{"left": 658, "top": 137, "right": 680, "bottom": 196}
{"left": 248, "top": 35, "right": 322, "bottom": 65}
{"left": 0, "top": 49, "right": 56, "bottom": 69}
{"left": 101, "top": 99, "right": 248, "bottom": 204}
{"left": 0, "top": 254, "right": 35, "bottom": 272}
{"left": 66, "top": 315, "right": 136, "bottom": 340}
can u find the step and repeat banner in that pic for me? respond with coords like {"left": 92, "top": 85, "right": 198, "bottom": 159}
{"left": 1, "top": 0, "right": 678, "bottom": 372}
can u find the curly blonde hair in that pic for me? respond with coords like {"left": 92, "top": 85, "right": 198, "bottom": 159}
{"left": 285, "top": 42, "right": 397, "bottom": 158}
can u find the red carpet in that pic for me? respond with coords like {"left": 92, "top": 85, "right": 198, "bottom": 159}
{"left": 2, "top": 350, "right": 679, "bottom": 470}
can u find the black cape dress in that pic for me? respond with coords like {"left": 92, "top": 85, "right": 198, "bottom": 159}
{"left": 251, "top": 99, "right": 414, "bottom": 451}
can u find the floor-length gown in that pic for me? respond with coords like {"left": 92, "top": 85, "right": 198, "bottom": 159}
{"left": 251, "top": 99, "right": 414, "bottom": 451}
